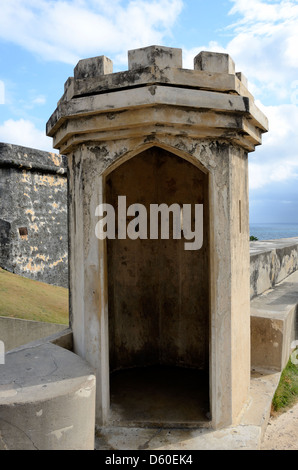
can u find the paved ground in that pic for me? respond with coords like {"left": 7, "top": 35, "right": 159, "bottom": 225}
{"left": 261, "top": 402, "right": 298, "bottom": 450}
{"left": 95, "top": 369, "right": 285, "bottom": 450}
{"left": 96, "top": 402, "right": 298, "bottom": 451}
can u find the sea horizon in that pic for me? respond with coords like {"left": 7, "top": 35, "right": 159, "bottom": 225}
{"left": 250, "top": 222, "right": 298, "bottom": 241}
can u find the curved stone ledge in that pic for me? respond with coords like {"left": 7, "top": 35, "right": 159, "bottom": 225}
{"left": 0, "top": 341, "right": 95, "bottom": 450}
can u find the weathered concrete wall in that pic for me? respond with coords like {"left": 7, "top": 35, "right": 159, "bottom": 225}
{"left": 0, "top": 143, "right": 68, "bottom": 287}
{"left": 230, "top": 145, "right": 251, "bottom": 421}
{"left": 250, "top": 238, "right": 298, "bottom": 299}
{"left": 0, "top": 316, "right": 66, "bottom": 352}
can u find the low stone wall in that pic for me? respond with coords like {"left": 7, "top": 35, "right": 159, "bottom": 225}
{"left": 251, "top": 270, "right": 298, "bottom": 371}
{"left": 0, "top": 316, "right": 66, "bottom": 351}
{"left": 250, "top": 238, "right": 298, "bottom": 299}
{"left": 250, "top": 238, "right": 298, "bottom": 372}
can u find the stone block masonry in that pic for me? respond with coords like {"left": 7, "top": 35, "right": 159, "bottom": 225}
{"left": 0, "top": 143, "right": 68, "bottom": 287}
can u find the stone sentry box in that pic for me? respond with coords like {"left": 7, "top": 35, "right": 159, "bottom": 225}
{"left": 47, "top": 46, "right": 268, "bottom": 429}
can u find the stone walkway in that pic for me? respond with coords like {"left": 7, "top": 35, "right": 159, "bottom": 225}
{"left": 261, "top": 402, "right": 298, "bottom": 450}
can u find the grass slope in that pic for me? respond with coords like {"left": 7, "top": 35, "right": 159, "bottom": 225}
{"left": 0, "top": 267, "right": 69, "bottom": 325}
{"left": 272, "top": 353, "right": 298, "bottom": 414}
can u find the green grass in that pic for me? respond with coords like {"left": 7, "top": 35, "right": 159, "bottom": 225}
{"left": 0, "top": 267, "right": 69, "bottom": 325}
{"left": 272, "top": 352, "right": 298, "bottom": 414}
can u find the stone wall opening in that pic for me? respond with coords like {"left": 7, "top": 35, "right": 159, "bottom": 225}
{"left": 106, "top": 146, "right": 210, "bottom": 425}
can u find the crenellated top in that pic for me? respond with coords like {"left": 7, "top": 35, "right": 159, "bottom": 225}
{"left": 46, "top": 45, "right": 268, "bottom": 154}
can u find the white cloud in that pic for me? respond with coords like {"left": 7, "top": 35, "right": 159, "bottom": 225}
{"left": 249, "top": 102, "right": 298, "bottom": 189}
{"left": 182, "top": 1, "right": 298, "bottom": 102}
{"left": 32, "top": 95, "right": 46, "bottom": 105}
{"left": 21, "top": 94, "right": 47, "bottom": 110}
{"left": 0, "top": 0, "right": 183, "bottom": 65}
{"left": 249, "top": 160, "right": 298, "bottom": 189}
{"left": 225, "top": 0, "right": 298, "bottom": 100}
{"left": 179, "top": 1, "right": 298, "bottom": 196}
{"left": 228, "top": 0, "right": 298, "bottom": 24}
{"left": 0, "top": 119, "right": 56, "bottom": 153}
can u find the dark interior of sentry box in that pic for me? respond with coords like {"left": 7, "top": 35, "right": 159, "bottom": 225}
{"left": 106, "top": 147, "right": 210, "bottom": 425}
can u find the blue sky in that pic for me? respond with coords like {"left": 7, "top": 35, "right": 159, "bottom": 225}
{"left": 0, "top": 0, "right": 298, "bottom": 223}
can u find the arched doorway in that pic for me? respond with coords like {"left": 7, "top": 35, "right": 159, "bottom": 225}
{"left": 106, "top": 146, "right": 210, "bottom": 426}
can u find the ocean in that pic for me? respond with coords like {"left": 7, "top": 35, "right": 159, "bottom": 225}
{"left": 249, "top": 223, "right": 298, "bottom": 241}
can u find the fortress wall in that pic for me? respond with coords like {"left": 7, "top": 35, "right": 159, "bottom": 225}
{"left": 0, "top": 143, "right": 68, "bottom": 287}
